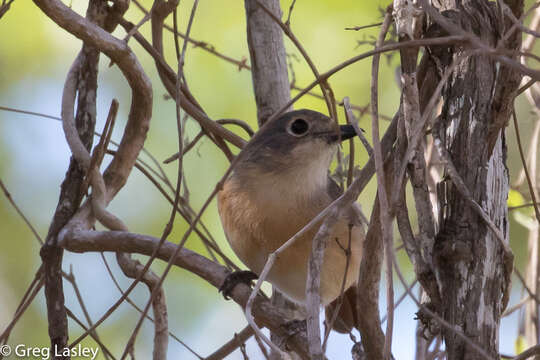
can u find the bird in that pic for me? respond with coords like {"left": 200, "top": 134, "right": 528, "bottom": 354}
{"left": 217, "top": 109, "right": 365, "bottom": 332}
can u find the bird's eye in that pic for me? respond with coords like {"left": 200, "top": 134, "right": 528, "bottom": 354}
{"left": 288, "top": 118, "right": 309, "bottom": 136}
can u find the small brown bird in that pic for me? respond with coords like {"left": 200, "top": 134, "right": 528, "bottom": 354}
{"left": 218, "top": 109, "right": 365, "bottom": 332}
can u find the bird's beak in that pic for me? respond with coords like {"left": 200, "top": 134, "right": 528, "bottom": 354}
{"left": 339, "top": 125, "right": 357, "bottom": 141}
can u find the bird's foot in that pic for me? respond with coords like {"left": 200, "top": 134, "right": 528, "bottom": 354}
{"left": 219, "top": 270, "right": 258, "bottom": 300}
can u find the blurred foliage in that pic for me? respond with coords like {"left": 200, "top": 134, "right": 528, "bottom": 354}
{"left": 0, "top": 0, "right": 538, "bottom": 359}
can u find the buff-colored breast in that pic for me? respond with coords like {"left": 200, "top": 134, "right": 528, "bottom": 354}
{"left": 217, "top": 176, "right": 364, "bottom": 305}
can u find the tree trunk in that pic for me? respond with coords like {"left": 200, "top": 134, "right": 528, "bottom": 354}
{"left": 428, "top": 0, "right": 521, "bottom": 358}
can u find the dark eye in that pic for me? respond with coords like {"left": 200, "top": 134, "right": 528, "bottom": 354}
{"left": 288, "top": 118, "right": 309, "bottom": 136}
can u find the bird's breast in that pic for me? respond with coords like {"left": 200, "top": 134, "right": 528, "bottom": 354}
{"left": 217, "top": 175, "right": 363, "bottom": 305}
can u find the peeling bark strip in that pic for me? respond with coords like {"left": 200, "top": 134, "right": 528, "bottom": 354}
{"left": 426, "top": 1, "right": 521, "bottom": 358}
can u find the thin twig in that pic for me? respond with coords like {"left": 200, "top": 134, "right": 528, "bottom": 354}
{"left": 370, "top": 8, "right": 394, "bottom": 359}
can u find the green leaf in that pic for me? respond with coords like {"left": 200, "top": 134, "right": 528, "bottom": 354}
{"left": 508, "top": 189, "right": 525, "bottom": 208}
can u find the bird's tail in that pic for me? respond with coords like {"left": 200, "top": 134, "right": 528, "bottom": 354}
{"left": 324, "top": 285, "right": 359, "bottom": 333}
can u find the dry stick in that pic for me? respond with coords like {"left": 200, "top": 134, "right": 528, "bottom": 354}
{"left": 343, "top": 97, "right": 373, "bottom": 157}
{"left": 512, "top": 108, "right": 540, "bottom": 223}
{"left": 0, "top": 0, "right": 14, "bottom": 18}
{"left": 0, "top": 105, "right": 63, "bottom": 121}
{"left": 370, "top": 9, "right": 394, "bottom": 360}
{"left": 503, "top": 296, "right": 531, "bottom": 317}
{"left": 205, "top": 326, "right": 255, "bottom": 360}
{"left": 10, "top": 268, "right": 43, "bottom": 316}
{"left": 140, "top": 146, "right": 174, "bottom": 189}
{"left": 345, "top": 22, "right": 383, "bottom": 31}
{"left": 93, "top": 101, "right": 160, "bottom": 358}
{"left": 510, "top": 203, "right": 540, "bottom": 211}
{"left": 284, "top": 0, "right": 297, "bottom": 26}
{"left": 164, "top": 118, "right": 254, "bottom": 164}
{"left": 172, "top": 7, "right": 181, "bottom": 60}
{"left": 252, "top": 333, "right": 270, "bottom": 360}
{"left": 40, "top": 49, "right": 93, "bottom": 360}
{"left": 341, "top": 99, "right": 357, "bottom": 187}
{"left": 163, "top": 130, "right": 204, "bottom": 164}
{"left": 217, "top": 119, "right": 255, "bottom": 137}
{"left": 393, "top": 0, "right": 441, "bottom": 324}
{"left": 99, "top": 254, "right": 205, "bottom": 360}
{"left": 517, "top": 77, "right": 538, "bottom": 98}
{"left": 123, "top": 9, "right": 151, "bottom": 42}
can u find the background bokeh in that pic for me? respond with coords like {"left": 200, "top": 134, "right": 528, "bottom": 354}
{"left": 0, "top": 0, "right": 538, "bottom": 358}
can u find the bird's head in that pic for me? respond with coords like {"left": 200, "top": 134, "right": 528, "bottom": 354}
{"left": 235, "top": 109, "right": 356, "bottom": 186}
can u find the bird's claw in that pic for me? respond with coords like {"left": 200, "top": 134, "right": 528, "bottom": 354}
{"left": 219, "top": 270, "right": 258, "bottom": 300}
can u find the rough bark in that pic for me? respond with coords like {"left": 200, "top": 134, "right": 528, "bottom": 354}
{"left": 426, "top": 1, "right": 520, "bottom": 358}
